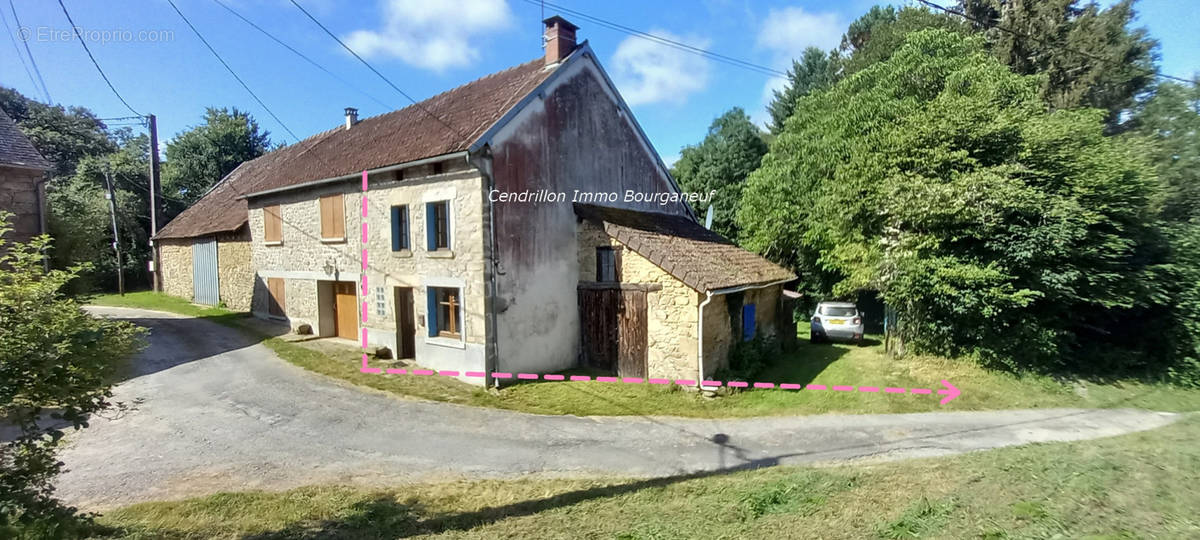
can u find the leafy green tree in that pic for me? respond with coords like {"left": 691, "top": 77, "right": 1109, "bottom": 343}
{"left": 1130, "top": 81, "right": 1200, "bottom": 223}
{"left": 0, "top": 216, "right": 145, "bottom": 536}
{"left": 162, "top": 107, "right": 271, "bottom": 210}
{"left": 0, "top": 87, "right": 115, "bottom": 179}
{"left": 839, "top": 6, "right": 967, "bottom": 75}
{"left": 739, "top": 29, "right": 1163, "bottom": 373}
{"left": 670, "top": 108, "right": 767, "bottom": 239}
{"left": 767, "top": 47, "right": 838, "bottom": 134}
{"left": 960, "top": 0, "right": 1159, "bottom": 130}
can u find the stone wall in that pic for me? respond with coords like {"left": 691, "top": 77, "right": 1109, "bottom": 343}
{"left": 701, "top": 294, "right": 732, "bottom": 378}
{"left": 158, "top": 238, "right": 193, "bottom": 300}
{"left": 0, "top": 165, "right": 43, "bottom": 245}
{"left": 247, "top": 159, "right": 488, "bottom": 378}
{"left": 217, "top": 227, "right": 252, "bottom": 311}
{"left": 577, "top": 220, "right": 701, "bottom": 380}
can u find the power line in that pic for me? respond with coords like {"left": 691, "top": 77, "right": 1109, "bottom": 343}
{"left": 523, "top": 0, "right": 787, "bottom": 78}
{"left": 0, "top": 5, "right": 39, "bottom": 95}
{"left": 9, "top": 0, "right": 52, "bottom": 102}
{"left": 287, "top": 0, "right": 471, "bottom": 141}
{"left": 165, "top": 0, "right": 300, "bottom": 142}
{"left": 55, "top": 0, "right": 143, "bottom": 115}
{"left": 210, "top": 0, "right": 394, "bottom": 111}
{"left": 915, "top": 0, "right": 1196, "bottom": 86}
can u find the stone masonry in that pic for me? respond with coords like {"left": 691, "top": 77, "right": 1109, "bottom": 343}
{"left": 158, "top": 239, "right": 193, "bottom": 300}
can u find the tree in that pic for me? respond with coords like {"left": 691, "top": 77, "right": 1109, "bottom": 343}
{"left": 1130, "top": 81, "right": 1200, "bottom": 223}
{"left": 738, "top": 30, "right": 1167, "bottom": 375}
{"left": 0, "top": 87, "right": 114, "bottom": 179}
{"left": 767, "top": 47, "right": 838, "bottom": 134}
{"left": 0, "top": 216, "right": 144, "bottom": 536}
{"left": 670, "top": 108, "right": 767, "bottom": 239}
{"left": 162, "top": 107, "right": 271, "bottom": 210}
{"left": 960, "top": 0, "right": 1159, "bottom": 130}
{"left": 838, "top": 6, "right": 967, "bottom": 75}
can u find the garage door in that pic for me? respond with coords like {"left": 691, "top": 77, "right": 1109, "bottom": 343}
{"left": 192, "top": 237, "right": 219, "bottom": 305}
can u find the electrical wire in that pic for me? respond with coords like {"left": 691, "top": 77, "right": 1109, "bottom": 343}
{"left": 55, "top": 0, "right": 144, "bottom": 115}
{"left": 522, "top": 0, "right": 786, "bottom": 78}
{"left": 165, "top": 0, "right": 300, "bottom": 142}
{"left": 210, "top": 0, "right": 394, "bottom": 111}
{"left": 9, "top": 0, "right": 52, "bottom": 102}
{"left": 287, "top": 0, "right": 470, "bottom": 141}
{"left": 915, "top": 0, "right": 1196, "bottom": 86}
{"left": 0, "top": 5, "right": 39, "bottom": 95}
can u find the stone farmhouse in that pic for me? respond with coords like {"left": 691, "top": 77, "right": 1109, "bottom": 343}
{"left": 0, "top": 107, "right": 51, "bottom": 246}
{"left": 154, "top": 17, "right": 795, "bottom": 384}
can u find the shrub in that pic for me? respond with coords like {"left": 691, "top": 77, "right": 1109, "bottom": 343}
{"left": 0, "top": 214, "right": 145, "bottom": 538}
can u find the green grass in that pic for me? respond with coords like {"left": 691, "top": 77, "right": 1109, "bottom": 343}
{"left": 91, "top": 292, "right": 1200, "bottom": 418}
{"left": 96, "top": 415, "right": 1200, "bottom": 539}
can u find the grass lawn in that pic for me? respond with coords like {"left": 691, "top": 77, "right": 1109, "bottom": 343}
{"left": 97, "top": 415, "right": 1200, "bottom": 539}
{"left": 91, "top": 292, "right": 1200, "bottom": 418}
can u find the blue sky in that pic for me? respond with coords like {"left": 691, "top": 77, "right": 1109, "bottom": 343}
{"left": 2, "top": 0, "right": 1196, "bottom": 166}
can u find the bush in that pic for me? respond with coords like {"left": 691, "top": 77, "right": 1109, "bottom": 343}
{"left": 0, "top": 214, "right": 145, "bottom": 538}
{"left": 716, "top": 335, "right": 781, "bottom": 382}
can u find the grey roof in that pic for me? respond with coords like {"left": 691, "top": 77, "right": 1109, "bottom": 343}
{"left": 0, "top": 108, "right": 50, "bottom": 170}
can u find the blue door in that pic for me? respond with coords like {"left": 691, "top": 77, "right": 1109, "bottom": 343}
{"left": 192, "top": 237, "right": 219, "bottom": 305}
{"left": 742, "top": 304, "right": 756, "bottom": 341}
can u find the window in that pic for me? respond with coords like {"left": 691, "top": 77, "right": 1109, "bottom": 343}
{"left": 390, "top": 205, "right": 409, "bottom": 251}
{"left": 375, "top": 286, "right": 387, "bottom": 316}
{"left": 267, "top": 277, "right": 286, "bottom": 317}
{"left": 426, "top": 201, "right": 450, "bottom": 251}
{"left": 596, "top": 247, "right": 621, "bottom": 282}
{"left": 319, "top": 194, "right": 345, "bottom": 240}
{"left": 427, "top": 287, "right": 461, "bottom": 339}
{"left": 264, "top": 205, "right": 282, "bottom": 243}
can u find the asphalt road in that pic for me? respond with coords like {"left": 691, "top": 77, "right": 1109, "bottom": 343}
{"left": 56, "top": 306, "right": 1181, "bottom": 510}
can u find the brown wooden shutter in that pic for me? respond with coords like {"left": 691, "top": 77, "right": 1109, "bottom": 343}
{"left": 264, "top": 205, "right": 282, "bottom": 242}
{"left": 267, "top": 277, "right": 286, "bottom": 316}
{"left": 320, "top": 194, "right": 344, "bottom": 239}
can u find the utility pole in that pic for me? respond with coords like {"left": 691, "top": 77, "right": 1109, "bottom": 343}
{"left": 147, "top": 114, "right": 163, "bottom": 292}
{"left": 103, "top": 166, "right": 125, "bottom": 296}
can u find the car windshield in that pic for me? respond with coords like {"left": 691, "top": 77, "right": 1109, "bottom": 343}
{"left": 819, "top": 306, "right": 857, "bottom": 317}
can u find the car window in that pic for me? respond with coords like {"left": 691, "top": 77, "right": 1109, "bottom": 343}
{"left": 819, "top": 306, "right": 857, "bottom": 317}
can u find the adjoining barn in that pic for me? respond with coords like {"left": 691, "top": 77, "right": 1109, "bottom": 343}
{"left": 0, "top": 108, "right": 51, "bottom": 247}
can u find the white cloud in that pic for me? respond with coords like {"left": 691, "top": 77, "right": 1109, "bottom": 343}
{"left": 752, "top": 6, "right": 844, "bottom": 127}
{"left": 342, "top": 0, "right": 514, "bottom": 71}
{"left": 610, "top": 30, "right": 712, "bottom": 107}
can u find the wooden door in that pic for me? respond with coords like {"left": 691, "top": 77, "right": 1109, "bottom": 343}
{"left": 267, "top": 277, "right": 286, "bottom": 317}
{"left": 334, "top": 281, "right": 358, "bottom": 340}
{"left": 578, "top": 287, "right": 647, "bottom": 378}
{"left": 394, "top": 287, "right": 415, "bottom": 359}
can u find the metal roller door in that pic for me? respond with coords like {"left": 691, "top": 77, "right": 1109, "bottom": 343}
{"left": 192, "top": 237, "right": 219, "bottom": 305}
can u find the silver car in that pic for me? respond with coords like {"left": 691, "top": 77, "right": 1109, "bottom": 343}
{"left": 810, "top": 301, "right": 864, "bottom": 344}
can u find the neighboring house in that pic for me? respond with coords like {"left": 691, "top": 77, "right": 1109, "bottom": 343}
{"left": 0, "top": 107, "right": 51, "bottom": 246}
{"left": 156, "top": 16, "right": 795, "bottom": 383}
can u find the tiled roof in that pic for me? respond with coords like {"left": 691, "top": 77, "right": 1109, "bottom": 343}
{"left": 575, "top": 203, "right": 796, "bottom": 291}
{"left": 156, "top": 56, "right": 556, "bottom": 239}
{"left": 0, "top": 108, "right": 50, "bottom": 170}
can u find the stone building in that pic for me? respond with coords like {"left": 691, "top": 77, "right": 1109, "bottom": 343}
{"left": 0, "top": 108, "right": 51, "bottom": 246}
{"left": 156, "top": 16, "right": 794, "bottom": 384}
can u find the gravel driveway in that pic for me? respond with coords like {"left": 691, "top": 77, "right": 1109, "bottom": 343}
{"left": 58, "top": 306, "right": 1181, "bottom": 509}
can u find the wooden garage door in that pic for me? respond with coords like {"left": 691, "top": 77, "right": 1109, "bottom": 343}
{"left": 192, "top": 237, "right": 219, "bottom": 305}
{"left": 334, "top": 281, "right": 358, "bottom": 340}
{"left": 579, "top": 287, "right": 647, "bottom": 378}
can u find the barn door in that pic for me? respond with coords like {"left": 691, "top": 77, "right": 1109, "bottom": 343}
{"left": 192, "top": 237, "right": 219, "bottom": 305}
{"left": 578, "top": 287, "right": 647, "bottom": 378}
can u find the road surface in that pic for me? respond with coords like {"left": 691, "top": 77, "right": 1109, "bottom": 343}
{"left": 56, "top": 306, "right": 1180, "bottom": 509}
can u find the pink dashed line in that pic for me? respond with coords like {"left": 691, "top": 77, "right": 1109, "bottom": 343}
{"left": 859, "top": 386, "right": 880, "bottom": 393}
{"left": 517, "top": 373, "right": 538, "bottom": 380}
{"left": 596, "top": 376, "right": 619, "bottom": 383}
{"left": 438, "top": 370, "right": 460, "bottom": 377}
{"left": 728, "top": 381, "right": 749, "bottom": 388}
{"left": 361, "top": 328, "right": 367, "bottom": 348}
{"left": 806, "top": 384, "right": 827, "bottom": 390}
{"left": 833, "top": 385, "right": 854, "bottom": 392}
{"left": 412, "top": 369, "right": 434, "bottom": 376}
{"left": 622, "top": 377, "right": 644, "bottom": 384}
{"left": 492, "top": 372, "right": 513, "bottom": 379}
{"left": 911, "top": 388, "right": 932, "bottom": 394}
{"left": 543, "top": 374, "right": 565, "bottom": 381}
{"left": 570, "top": 375, "right": 592, "bottom": 382}
{"left": 465, "top": 371, "right": 486, "bottom": 378}
{"left": 701, "top": 380, "right": 723, "bottom": 387}
{"left": 884, "top": 387, "right": 906, "bottom": 393}
{"left": 648, "top": 378, "right": 670, "bottom": 385}
{"left": 753, "top": 382, "right": 775, "bottom": 389}
{"left": 361, "top": 222, "right": 368, "bottom": 244}
{"left": 361, "top": 249, "right": 368, "bottom": 271}
{"left": 780, "top": 383, "right": 802, "bottom": 390}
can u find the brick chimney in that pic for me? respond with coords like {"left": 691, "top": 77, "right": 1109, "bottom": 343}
{"left": 344, "top": 107, "right": 358, "bottom": 129}
{"left": 543, "top": 16, "right": 578, "bottom": 65}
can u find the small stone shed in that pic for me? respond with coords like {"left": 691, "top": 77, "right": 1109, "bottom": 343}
{"left": 575, "top": 204, "right": 796, "bottom": 381}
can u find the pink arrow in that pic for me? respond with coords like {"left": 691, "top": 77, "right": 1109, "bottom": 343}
{"left": 937, "top": 380, "right": 961, "bottom": 404}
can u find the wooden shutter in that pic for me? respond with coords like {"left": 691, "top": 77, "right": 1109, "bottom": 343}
{"left": 264, "top": 205, "right": 282, "bottom": 243}
{"left": 426, "top": 287, "right": 438, "bottom": 337}
{"left": 267, "top": 277, "right": 286, "bottom": 316}
{"left": 320, "top": 194, "right": 344, "bottom": 239}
